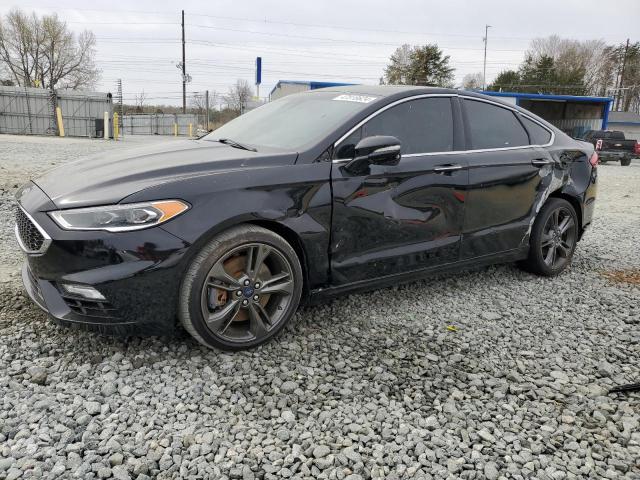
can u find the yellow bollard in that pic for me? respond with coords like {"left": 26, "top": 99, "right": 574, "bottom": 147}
{"left": 189, "top": 123, "right": 193, "bottom": 138}
{"left": 55, "top": 106, "right": 65, "bottom": 137}
{"left": 174, "top": 124, "right": 178, "bottom": 137}
{"left": 113, "top": 112, "right": 119, "bottom": 140}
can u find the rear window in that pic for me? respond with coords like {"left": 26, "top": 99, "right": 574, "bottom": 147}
{"left": 605, "top": 131, "right": 625, "bottom": 139}
{"left": 520, "top": 116, "right": 552, "bottom": 145}
{"left": 464, "top": 99, "right": 529, "bottom": 149}
{"left": 590, "top": 131, "right": 625, "bottom": 140}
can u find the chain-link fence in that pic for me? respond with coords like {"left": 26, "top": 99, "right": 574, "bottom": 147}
{"left": 122, "top": 114, "right": 206, "bottom": 136}
{"left": 0, "top": 86, "right": 113, "bottom": 137}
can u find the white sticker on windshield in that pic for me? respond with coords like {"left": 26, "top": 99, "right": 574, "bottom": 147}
{"left": 332, "top": 94, "right": 378, "bottom": 104}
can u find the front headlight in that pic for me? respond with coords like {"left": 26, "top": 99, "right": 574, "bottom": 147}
{"left": 49, "top": 200, "right": 189, "bottom": 232}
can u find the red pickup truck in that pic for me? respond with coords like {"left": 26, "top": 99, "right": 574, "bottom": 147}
{"left": 582, "top": 130, "right": 639, "bottom": 166}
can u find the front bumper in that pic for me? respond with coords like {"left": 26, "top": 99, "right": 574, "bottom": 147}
{"left": 20, "top": 236, "right": 189, "bottom": 335}
{"left": 22, "top": 262, "right": 141, "bottom": 335}
{"left": 16, "top": 183, "right": 191, "bottom": 335}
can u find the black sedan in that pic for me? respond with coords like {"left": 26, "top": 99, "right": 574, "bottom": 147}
{"left": 15, "top": 86, "right": 598, "bottom": 350}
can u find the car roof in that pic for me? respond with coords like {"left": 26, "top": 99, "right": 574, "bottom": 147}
{"left": 316, "top": 84, "right": 458, "bottom": 97}
{"left": 301, "top": 84, "right": 563, "bottom": 139}
{"left": 311, "top": 84, "right": 520, "bottom": 109}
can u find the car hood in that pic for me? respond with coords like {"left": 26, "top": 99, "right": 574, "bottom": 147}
{"left": 33, "top": 139, "right": 298, "bottom": 209}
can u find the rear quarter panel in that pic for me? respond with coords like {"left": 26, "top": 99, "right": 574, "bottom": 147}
{"left": 548, "top": 138, "right": 597, "bottom": 232}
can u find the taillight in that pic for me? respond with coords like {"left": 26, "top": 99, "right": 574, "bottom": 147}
{"left": 589, "top": 152, "right": 599, "bottom": 167}
{"left": 634, "top": 141, "right": 640, "bottom": 155}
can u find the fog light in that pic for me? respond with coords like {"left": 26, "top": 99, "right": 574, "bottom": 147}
{"left": 61, "top": 283, "right": 106, "bottom": 301}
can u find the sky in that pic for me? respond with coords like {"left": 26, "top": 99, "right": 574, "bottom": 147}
{"left": 1, "top": 0, "right": 638, "bottom": 107}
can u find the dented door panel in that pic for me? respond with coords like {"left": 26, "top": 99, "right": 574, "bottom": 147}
{"left": 330, "top": 154, "right": 468, "bottom": 285}
{"left": 461, "top": 147, "right": 558, "bottom": 258}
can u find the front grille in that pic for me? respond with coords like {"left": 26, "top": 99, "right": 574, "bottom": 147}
{"left": 61, "top": 295, "right": 120, "bottom": 319}
{"left": 15, "top": 207, "right": 48, "bottom": 254}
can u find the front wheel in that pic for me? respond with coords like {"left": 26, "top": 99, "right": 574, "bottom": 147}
{"left": 179, "top": 225, "right": 303, "bottom": 350}
{"left": 521, "top": 198, "right": 579, "bottom": 276}
{"left": 621, "top": 158, "right": 631, "bottom": 166}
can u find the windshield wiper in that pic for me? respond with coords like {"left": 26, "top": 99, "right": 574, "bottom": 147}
{"left": 217, "top": 138, "right": 257, "bottom": 152}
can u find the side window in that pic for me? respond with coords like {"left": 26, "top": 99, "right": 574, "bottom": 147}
{"left": 464, "top": 99, "right": 529, "bottom": 149}
{"left": 520, "top": 116, "right": 552, "bottom": 145}
{"left": 362, "top": 97, "right": 453, "bottom": 154}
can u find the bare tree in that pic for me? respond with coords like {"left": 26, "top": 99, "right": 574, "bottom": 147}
{"left": 380, "top": 44, "right": 412, "bottom": 85}
{"left": 526, "top": 35, "right": 609, "bottom": 95}
{"left": 190, "top": 91, "right": 215, "bottom": 111}
{"left": 134, "top": 90, "right": 147, "bottom": 113}
{"left": 209, "top": 90, "right": 219, "bottom": 111}
{"left": 190, "top": 93, "right": 206, "bottom": 113}
{"left": 461, "top": 72, "right": 483, "bottom": 90}
{"left": 224, "top": 79, "right": 253, "bottom": 113}
{"left": 0, "top": 10, "right": 43, "bottom": 87}
{"left": 0, "top": 9, "right": 99, "bottom": 89}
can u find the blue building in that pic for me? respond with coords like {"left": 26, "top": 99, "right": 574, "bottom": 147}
{"left": 269, "top": 80, "right": 354, "bottom": 101}
{"left": 481, "top": 91, "right": 613, "bottom": 138}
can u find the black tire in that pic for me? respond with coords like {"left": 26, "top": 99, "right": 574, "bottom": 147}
{"left": 179, "top": 225, "right": 303, "bottom": 350}
{"left": 621, "top": 158, "right": 631, "bottom": 166}
{"left": 521, "top": 198, "right": 579, "bottom": 276}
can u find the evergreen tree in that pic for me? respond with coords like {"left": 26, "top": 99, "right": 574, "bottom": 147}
{"left": 383, "top": 44, "right": 454, "bottom": 87}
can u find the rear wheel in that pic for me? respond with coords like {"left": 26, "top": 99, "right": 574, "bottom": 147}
{"left": 179, "top": 225, "right": 303, "bottom": 350}
{"left": 521, "top": 198, "right": 578, "bottom": 276}
{"left": 621, "top": 158, "right": 631, "bottom": 166}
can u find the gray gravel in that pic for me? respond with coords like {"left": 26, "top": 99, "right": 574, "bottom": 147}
{"left": 1, "top": 135, "right": 639, "bottom": 479}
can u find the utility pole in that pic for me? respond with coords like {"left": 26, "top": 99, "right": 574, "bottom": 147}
{"left": 181, "top": 10, "right": 186, "bottom": 114}
{"left": 482, "top": 25, "right": 491, "bottom": 91}
{"left": 615, "top": 38, "right": 630, "bottom": 111}
{"left": 205, "top": 90, "right": 210, "bottom": 130}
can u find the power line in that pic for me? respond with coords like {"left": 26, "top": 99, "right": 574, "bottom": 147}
{"left": 49, "top": 6, "right": 631, "bottom": 41}
{"left": 94, "top": 31, "right": 525, "bottom": 52}
{"left": 186, "top": 23, "right": 526, "bottom": 51}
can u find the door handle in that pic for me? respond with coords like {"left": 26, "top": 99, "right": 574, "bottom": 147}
{"left": 433, "top": 164, "right": 463, "bottom": 172}
{"left": 531, "top": 158, "right": 553, "bottom": 167}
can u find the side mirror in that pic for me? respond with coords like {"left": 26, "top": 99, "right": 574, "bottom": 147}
{"left": 344, "top": 136, "right": 401, "bottom": 174}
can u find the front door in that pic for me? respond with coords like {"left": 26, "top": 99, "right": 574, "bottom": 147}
{"left": 329, "top": 96, "right": 469, "bottom": 286}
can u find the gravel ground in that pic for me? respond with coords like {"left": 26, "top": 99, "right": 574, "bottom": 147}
{"left": 0, "top": 134, "right": 639, "bottom": 480}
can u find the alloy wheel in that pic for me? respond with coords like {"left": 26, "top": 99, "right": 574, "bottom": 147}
{"left": 540, "top": 206, "right": 576, "bottom": 269}
{"left": 200, "top": 242, "right": 295, "bottom": 344}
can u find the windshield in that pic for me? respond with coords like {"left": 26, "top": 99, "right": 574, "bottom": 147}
{"left": 204, "top": 91, "right": 379, "bottom": 151}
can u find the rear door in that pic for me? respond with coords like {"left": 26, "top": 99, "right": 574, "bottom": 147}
{"left": 330, "top": 95, "right": 469, "bottom": 285}
{"left": 460, "top": 98, "right": 554, "bottom": 259}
